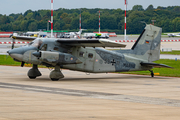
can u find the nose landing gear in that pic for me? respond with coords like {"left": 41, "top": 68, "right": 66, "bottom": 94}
{"left": 49, "top": 66, "right": 64, "bottom": 81}
{"left": 149, "top": 70, "right": 154, "bottom": 77}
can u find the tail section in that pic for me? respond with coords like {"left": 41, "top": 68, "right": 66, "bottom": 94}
{"left": 119, "top": 25, "right": 162, "bottom": 62}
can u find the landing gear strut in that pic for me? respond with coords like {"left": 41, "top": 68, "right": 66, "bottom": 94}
{"left": 27, "top": 64, "right": 42, "bottom": 79}
{"left": 149, "top": 70, "right": 154, "bottom": 77}
{"left": 49, "top": 66, "right": 64, "bottom": 81}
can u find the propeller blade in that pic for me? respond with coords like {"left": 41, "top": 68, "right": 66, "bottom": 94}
{"left": 12, "top": 38, "right": 15, "bottom": 49}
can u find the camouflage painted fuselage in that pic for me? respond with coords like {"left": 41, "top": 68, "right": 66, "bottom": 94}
{"left": 62, "top": 47, "right": 151, "bottom": 73}
{"left": 9, "top": 25, "right": 169, "bottom": 80}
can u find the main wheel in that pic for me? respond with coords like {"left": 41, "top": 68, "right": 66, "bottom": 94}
{"left": 29, "top": 76, "right": 36, "bottom": 79}
{"left": 51, "top": 78, "right": 59, "bottom": 81}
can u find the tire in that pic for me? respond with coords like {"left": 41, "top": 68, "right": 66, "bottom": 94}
{"left": 29, "top": 76, "right": 36, "bottom": 79}
{"left": 51, "top": 78, "right": 59, "bottom": 81}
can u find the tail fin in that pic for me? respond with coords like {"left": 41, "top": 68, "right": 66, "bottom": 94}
{"left": 128, "top": 25, "right": 162, "bottom": 62}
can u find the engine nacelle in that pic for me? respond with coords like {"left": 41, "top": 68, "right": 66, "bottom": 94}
{"left": 33, "top": 51, "right": 82, "bottom": 65}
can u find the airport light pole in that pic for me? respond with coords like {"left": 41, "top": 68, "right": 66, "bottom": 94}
{"left": 151, "top": 19, "right": 156, "bottom": 25}
{"left": 79, "top": 9, "right": 82, "bottom": 30}
{"left": 51, "top": 0, "right": 53, "bottom": 38}
{"left": 124, "top": 0, "right": 127, "bottom": 40}
{"left": 98, "top": 10, "right": 102, "bottom": 33}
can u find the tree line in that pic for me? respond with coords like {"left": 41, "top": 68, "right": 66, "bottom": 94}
{"left": 0, "top": 5, "right": 180, "bottom": 34}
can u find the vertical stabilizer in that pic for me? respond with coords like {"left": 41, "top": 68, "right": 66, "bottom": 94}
{"left": 132, "top": 25, "right": 162, "bottom": 62}
{"left": 117, "top": 25, "right": 162, "bottom": 62}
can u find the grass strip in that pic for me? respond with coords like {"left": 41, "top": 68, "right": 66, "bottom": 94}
{"left": 160, "top": 50, "right": 180, "bottom": 55}
{"left": 0, "top": 55, "right": 21, "bottom": 66}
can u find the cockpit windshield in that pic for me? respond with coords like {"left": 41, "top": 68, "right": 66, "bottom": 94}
{"left": 29, "top": 38, "right": 43, "bottom": 48}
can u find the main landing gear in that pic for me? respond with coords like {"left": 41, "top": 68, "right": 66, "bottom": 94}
{"left": 28, "top": 64, "right": 42, "bottom": 79}
{"left": 49, "top": 66, "right": 64, "bottom": 81}
{"left": 149, "top": 70, "right": 154, "bottom": 77}
{"left": 27, "top": 65, "right": 64, "bottom": 81}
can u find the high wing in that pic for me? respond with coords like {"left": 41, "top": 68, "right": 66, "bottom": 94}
{"left": 56, "top": 39, "right": 126, "bottom": 48}
{"left": 141, "top": 62, "right": 173, "bottom": 68}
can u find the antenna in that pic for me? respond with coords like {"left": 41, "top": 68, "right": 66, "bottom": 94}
{"left": 51, "top": 0, "right": 53, "bottom": 37}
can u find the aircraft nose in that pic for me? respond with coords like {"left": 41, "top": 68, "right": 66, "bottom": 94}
{"left": 7, "top": 48, "right": 24, "bottom": 61}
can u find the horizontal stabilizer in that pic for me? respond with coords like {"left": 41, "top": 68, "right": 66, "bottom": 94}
{"left": 56, "top": 39, "right": 126, "bottom": 48}
{"left": 140, "top": 62, "right": 173, "bottom": 68}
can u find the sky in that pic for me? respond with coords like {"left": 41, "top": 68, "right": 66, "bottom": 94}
{"left": 0, "top": 0, "right": 179, "bottom": 15}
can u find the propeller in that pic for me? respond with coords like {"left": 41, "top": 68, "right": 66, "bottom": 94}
{"left": 32, "top": 51, "right": 41, "bottom": 58}
{"left": 6, "top": 37, "right": 15, "bottom": 59}
{"left": 9, "top": 35, "right": 26, "bottom": 67}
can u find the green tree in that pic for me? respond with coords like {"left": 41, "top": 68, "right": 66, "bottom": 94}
{"left": 28, "top": 22, "right": 38, "bottom": 31}
{"left": 17, "top": 15, "right": 24, "bottom": 21}
{"left": 55, "top": 11, "right": 63, "bottom": 20}
{"left": 146, "top": 5, "right": 154, "bottom": 11}
{"left": 25, "top": 13, "right": 33, "bottom": 20}
{"left": 0, "top": 15, "right": 10, "bottom": 24}
{"left": 62, "top": 24, "right": 70, "bottom": 30}
{"left": 60, "top": 13, "right": 68, "bottom": 19}
{"left": 20, "top": 20, "right": 28, "bottom": 31}
{"left": 70, "top": 17, "right": 79, "bottom": 29}
{"left": 24, "top": 10, "right": 33, "bottom": 16}
{"left": 1, "top": 7, "right": 180, "bottom": 33}
{"left": 54, "top": 20, "right": 65, "bottom": 30}
{"left": 12, "top": 21, "right": 21, "bottom": 31}
{"left": 63, "top": 17, "right": 71, "bottom": 24}
{"left": 38, "top": 20, "right": 48, "bottom": 30}
{"left": 132, "top": 5, "right": 144, "bottom": 11}
{"left": 101, "top": 16, "right": 117, "bottom": 29}
{"left": 81, "top": 11, "right": 91, "bottom": 20}
{"left": 87, "top": 17, "right": 98, "bottom": 29}
{"left": 173, "top": 6, "right": 180, "bottom": 12}
{"left": 54, "top": 22, "right": 60, "bottom": 30}
{"left": 33, "top": 11, "right": 42, "bottom": 21}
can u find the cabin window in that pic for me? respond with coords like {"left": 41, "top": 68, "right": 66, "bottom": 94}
{"left": 88, "top": 53, "right": 93, "bottom": 58}
{"left": 79, "top": 52, "right": 84, "bottom": 57}
{"left": 54, "top": 47, "right": 59, "bottom": 51}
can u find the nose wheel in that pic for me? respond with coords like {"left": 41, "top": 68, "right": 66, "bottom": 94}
{"left": 149, "top": 70, "right": 154, "bottom": 77}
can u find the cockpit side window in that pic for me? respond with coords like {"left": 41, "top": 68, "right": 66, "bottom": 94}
{"left": 41, "top": 44, "right": 47, "bottom": 51}
{"left": 30, "top": 39, "right": 43, "bottom": 48}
